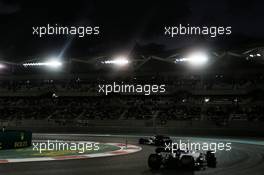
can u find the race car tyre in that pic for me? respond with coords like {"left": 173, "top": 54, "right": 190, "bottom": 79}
{"left": 206, "top": 151, "right": 217, "bottom": 168}
{"left": 154, "top": 141, "right": 161, "bottom": 146}
{"left": 148, "top": 154, "right": 162, "bottom": 170}
{"left": 180, "top": 155, "right": 195, "bottom": 169}
{"left": 138, "top": 138, "right": 145, "bottom": 144}
{"left": 163, "top": 155, "right": 179, "bottom": 169}
{"left": 155, "top": 147, "right": 165, "bottom": 154}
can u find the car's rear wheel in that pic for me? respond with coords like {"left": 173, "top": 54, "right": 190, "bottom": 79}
{"left": 206, "top": 151, "right": 217, "bottom": 167}
{"left": 148, "top": 154, "right": 162, "bottom": 170}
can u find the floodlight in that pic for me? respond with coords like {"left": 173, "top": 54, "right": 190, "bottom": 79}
{"left": 174, "top": 51, "right": 209, "bottom": 67}
{"left": 45, "top": 60, "right": 62, "bottom": 68}
{"left": 204, "top": 98, "right": 210, "bottom": 103}
{"left": 101, "top": 56, "right": 130, "bottom": 66}
{"left": 0, "top": 64, "right": 5, "bottom": 69}
{"left": 174, "top": 58, "right": 188, "bottom": 63}
{"left": 23, "top": 58, "right": 62, "bottom": 69}
{"left": 188, "top": 51, "right": 208, "bottom": 66}
{"left": 113, "top": 57, "right": 129, "bottom": 65}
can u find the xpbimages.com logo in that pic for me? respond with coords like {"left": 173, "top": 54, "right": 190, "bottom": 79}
{"left": 164, "top": 140, "right": 232, "bottom": 153}
{"left": 98, "top": 82, "right": 166, "bottom": 95}
{"left": 32, "top": 24, "right": 100, "bottom": 37}
{"left": 164, "top": 24, "right": 232, "bottom": 38}
{"left": 32, "top": 140, "right": 100, "bottom": 154}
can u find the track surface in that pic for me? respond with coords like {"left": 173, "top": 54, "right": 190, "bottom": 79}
{"left": 1, "top": 134, "right": 264, "bottom": 175}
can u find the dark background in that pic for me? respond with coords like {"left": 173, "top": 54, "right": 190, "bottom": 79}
{"left": 0, "top": 0, "right": 264, "bottom": 60}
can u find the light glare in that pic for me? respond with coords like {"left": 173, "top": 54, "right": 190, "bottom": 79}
{"left": 204, "top": 98, "right": 210, "bottom": 103}
{"left": 23, "top": 60, "right": 62, "bottom": 68}
{"left": 0, "top": 64, "right": 5, "bottom": 69}
{"left": 101, "top": 56, "right": 129, "bottom": 66}
{"left": 174, "top": 51, "right": 208, "bottom": 67}
{"left": 188, "top": 52, "right": 208, "bottom": 66}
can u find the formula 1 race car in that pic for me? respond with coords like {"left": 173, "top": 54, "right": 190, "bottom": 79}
{"left": 148, "top": 147, "right": 217, "bottom": 170}
{"left": 139, "top": 135, "right": 172, "bottom": 146}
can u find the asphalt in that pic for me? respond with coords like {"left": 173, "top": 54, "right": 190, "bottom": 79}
{"left": 0, "top": 134, "right": 264, "bottom": 175}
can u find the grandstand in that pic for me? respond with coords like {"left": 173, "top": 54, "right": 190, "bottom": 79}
{"left": 0, "top": 47, "right": 264, "bottom": 136}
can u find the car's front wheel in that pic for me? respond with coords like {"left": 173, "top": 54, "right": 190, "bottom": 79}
{"left": 148, "top": 154, "right": 162, "bottom": 170}
{"left": 180, "top": 155, "right": 195, "bottom": 169}
{"left": 139, "top": 138, "right": 145, "bottom": 144}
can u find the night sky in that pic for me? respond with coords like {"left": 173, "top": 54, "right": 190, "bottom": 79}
{"left": 0, "top": 0, "right": 264, "bottom": 60}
